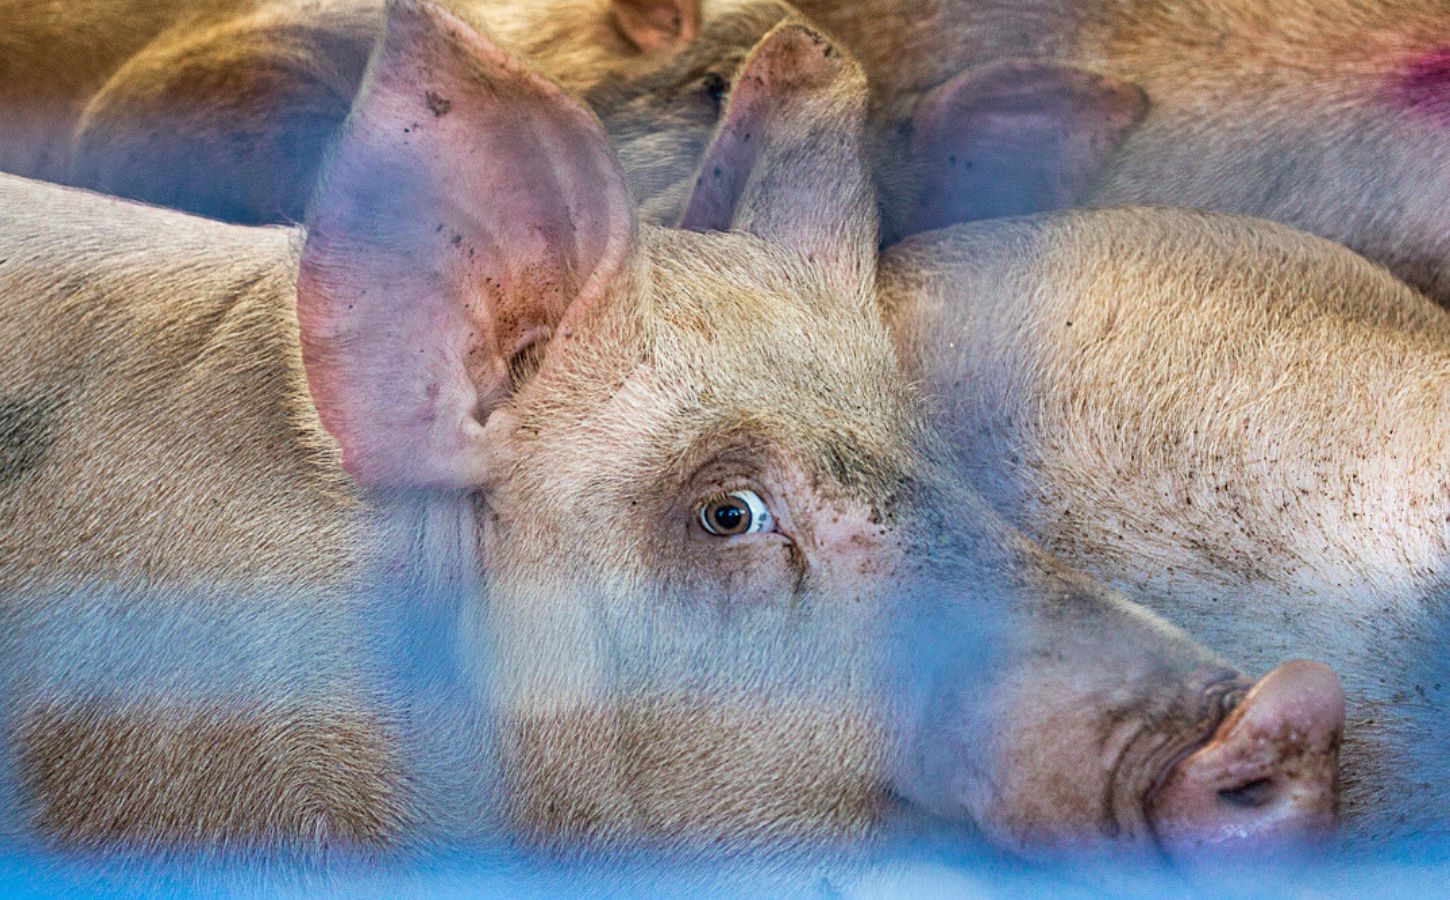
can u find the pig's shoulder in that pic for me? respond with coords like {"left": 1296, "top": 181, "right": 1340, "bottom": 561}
{"left": 0, "top": 172, "right": 297, "bottom": 305}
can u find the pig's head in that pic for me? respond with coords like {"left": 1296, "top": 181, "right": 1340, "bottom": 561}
{"left": 295, "top": 0, "right": 1343, "bottom": 863}
{"left": 582, "top": 0, "right": 804, "bottom": 224}
{"left": 483, "top": 0, "right": 809, "bottom": 223}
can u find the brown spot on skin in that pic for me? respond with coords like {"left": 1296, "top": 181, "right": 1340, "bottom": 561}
{"left": 425, "top": 90, "right": 452, "bottom": 117}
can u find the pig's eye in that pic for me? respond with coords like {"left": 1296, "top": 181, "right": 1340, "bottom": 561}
{"left": 701, "top": 72, "right": 729, "bottom": 109}
{"left": 697, "top": 489, "right": 773, "bottom": 537}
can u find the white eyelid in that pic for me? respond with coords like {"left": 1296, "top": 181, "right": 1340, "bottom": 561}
{"left": 733, "top": 489, "right": 773, "bottom": 534}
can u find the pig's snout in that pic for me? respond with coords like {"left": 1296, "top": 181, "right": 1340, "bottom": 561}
{"left": 1148, "top": 660, "right": 1344, "bottom": 861}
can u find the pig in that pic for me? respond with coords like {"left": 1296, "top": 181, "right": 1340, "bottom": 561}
{"left": 880, "top": 207, "right": 1450, "bottom": 849}
{"left": 796, "top": 0, "right": 1450, "bottom": 308}
{"left": 0, "top": 0, "right": 793, "bottom": 224}
{"left": 0, "top": 0, "right": 1342, "bottom": 868}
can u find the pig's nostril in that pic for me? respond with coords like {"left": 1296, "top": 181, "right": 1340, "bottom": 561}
{"left": 1149, "top": 661, "right": 1343, "bottom": 863}
{"left": 1218, "top": 777, "right": 1275, "bottom": 809}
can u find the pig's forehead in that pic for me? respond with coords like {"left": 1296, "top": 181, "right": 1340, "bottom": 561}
{"left": 514, "top": 307, "right": 932, "bottom": 513}
{"left": 641, "top": 230, "right": 885, "bottom": 341}
{"left": 617, "top": 280, "right": 917, "bottom": 467}
{"left": 544, "top": 353, "right": 926, "bottom": 511}
{"left": 633, "top": 231, "right": 906, "bottom": 397}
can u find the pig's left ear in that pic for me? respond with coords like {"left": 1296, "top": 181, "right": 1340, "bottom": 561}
{"left": 679, "top": 22, "right": 877, "bottom": 296}
{"left": 611, "top": 0, "right": 699, "bottom": 53}
{"left": 884, "top": 59, "right": 1147, "bottom": 243}
{"left": 297, "top": 0, "right": 635, "bottom": 490}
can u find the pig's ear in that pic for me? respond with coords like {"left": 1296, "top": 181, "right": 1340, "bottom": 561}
{"left": 611, "top": 0, "right": 699, "bottom": 53}
{"left": 678, "top": 22, "right": 877, "bottom": 293}
{"left": 297, "top": 0, "right": 635, "bottom": 490}
{"left": 886, "top": 59, "right": 1147, "bottom": 242}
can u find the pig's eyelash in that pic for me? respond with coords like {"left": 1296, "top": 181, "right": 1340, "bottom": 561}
{"left": 695, "top": 478, "right": 775, "bottom": 511}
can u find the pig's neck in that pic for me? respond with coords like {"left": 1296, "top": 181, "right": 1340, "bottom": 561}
{"left": 0, "top": 200, "right": 493, "bottom": 662}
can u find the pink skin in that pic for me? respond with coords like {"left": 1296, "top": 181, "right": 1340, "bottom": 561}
{"left": 1151, "top": 661, "right": 1344, "bottom": 863}
{"left": 1396, "top": 48, "right": 1450, "bottom": 126}
{"left": 296, "top": 0, "right": 634, "bottom": 490}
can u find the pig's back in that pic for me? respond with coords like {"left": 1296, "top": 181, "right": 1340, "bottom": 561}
{"left": 0, "top": 173, "right": 375, "bottom": 602}
{"left": 883, "top": 207, "right": 1450, "bottom": 606}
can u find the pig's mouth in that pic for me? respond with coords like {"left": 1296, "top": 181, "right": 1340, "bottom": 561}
{"left": 1095, "top": 669, "right": 1248, "bottom": 849}
{"left": 1141, "top": 674, "right": 1248, "bottom": 821}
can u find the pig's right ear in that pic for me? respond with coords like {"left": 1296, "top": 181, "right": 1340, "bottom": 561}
{"left": 678, "top": 22, "right": 877, "bottom": 297}
{"left": 297, "top": 0, "right": 635, "bottom": 490}
{"left": 610, "top": 0, "right": 699, "bottom": 53}
{"left": 885, "top": 59, "right": 1147, "bottom": 243}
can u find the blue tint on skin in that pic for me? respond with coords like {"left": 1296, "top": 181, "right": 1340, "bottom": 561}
{"left": 6, "top": 842, "right": 1450, "bottom": 898}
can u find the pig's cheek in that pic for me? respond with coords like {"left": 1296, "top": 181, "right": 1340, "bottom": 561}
{"left": 889, "top": 671, "right": 1002, "bottom": 826}
{"left": 690, "top": 538, "right": 804, "bottom": 612}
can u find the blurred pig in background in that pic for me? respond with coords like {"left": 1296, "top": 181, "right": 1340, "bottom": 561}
{"left": 0, "top": 0, "right": 794, "bottom": 224}
{"left": 800, "top": 0, "right": 1450, "bottom": 308}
